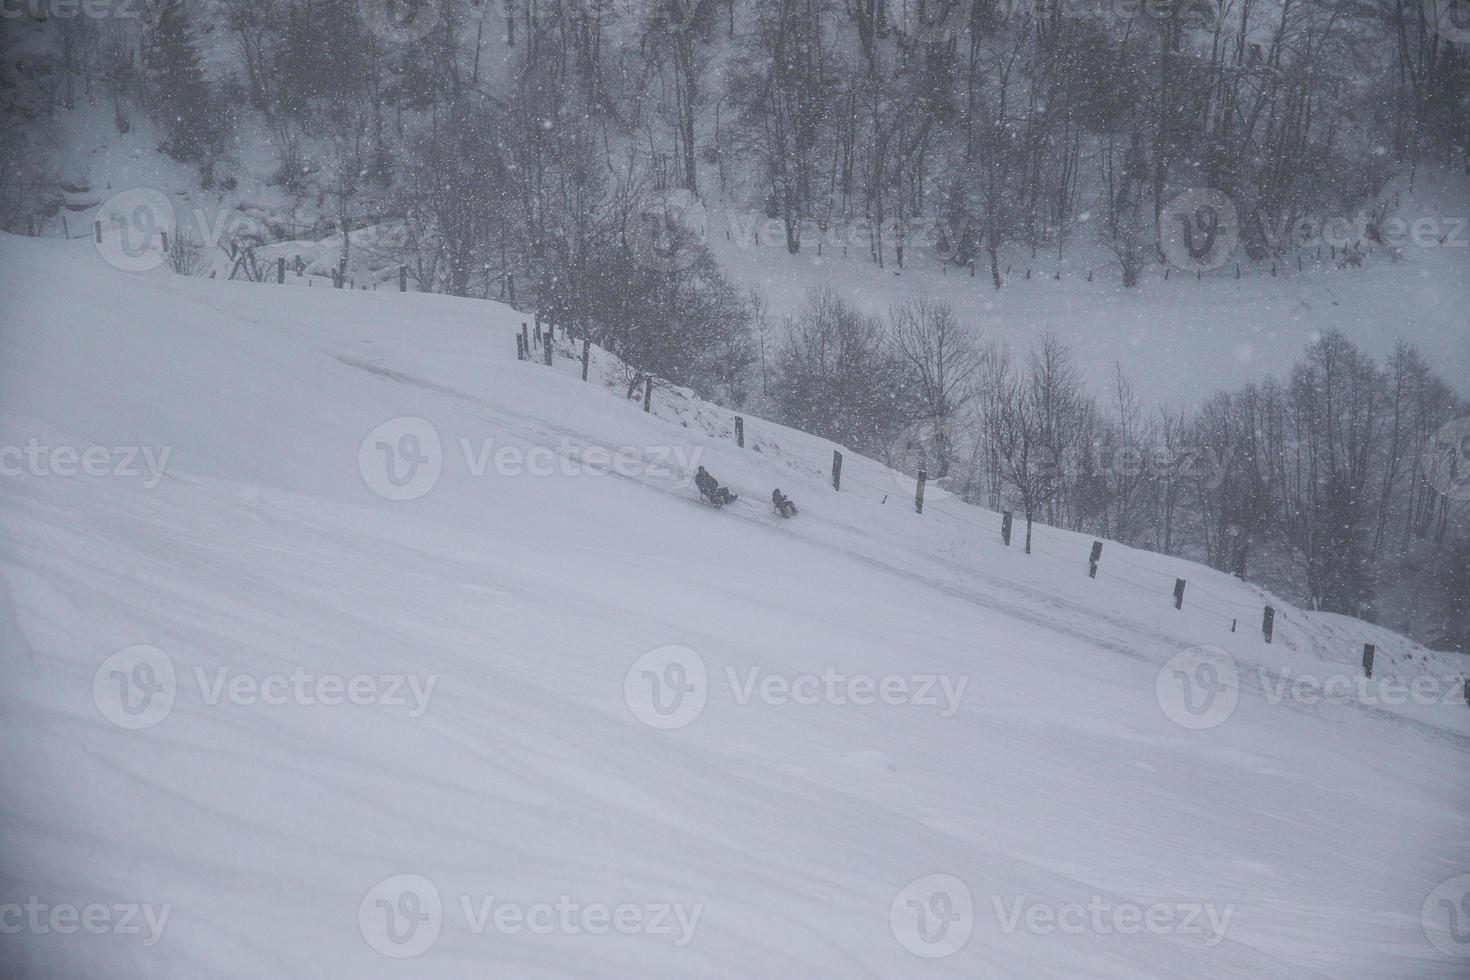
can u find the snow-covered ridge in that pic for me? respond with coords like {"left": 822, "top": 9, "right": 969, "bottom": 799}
{"left": 1, "top": 232, "right": 1466, "bottom": 978}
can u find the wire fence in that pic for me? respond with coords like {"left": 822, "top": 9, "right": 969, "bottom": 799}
{"left": 731, "top": 413, "right": 1316, "bottom": 651}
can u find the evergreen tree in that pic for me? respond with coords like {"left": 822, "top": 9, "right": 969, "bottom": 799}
{"left": 145, "top": 1, "right": 218, "bottom": 168}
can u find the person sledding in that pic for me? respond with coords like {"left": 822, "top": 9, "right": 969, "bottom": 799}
{"left": 771, "top": 488, "right": 798, "bottom": 518}
{"left": 694, "top": 465, "right": 737, "bottom": 507}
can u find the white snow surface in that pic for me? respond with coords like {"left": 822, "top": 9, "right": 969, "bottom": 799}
{"left": 1, "top": 232, "right": 1467, "bottom": 979}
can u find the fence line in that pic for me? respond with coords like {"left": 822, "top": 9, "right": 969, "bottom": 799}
{"left": 722, "top": 411, "right": 1331, "bottom": 650}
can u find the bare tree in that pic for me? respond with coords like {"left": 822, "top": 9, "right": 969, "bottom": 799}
{"left": 888, "top": 297, "right": 980, "bottom": 479}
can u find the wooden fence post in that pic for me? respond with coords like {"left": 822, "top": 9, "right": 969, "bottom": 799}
{"left": 831, "top": 451, "right": 843, "bottom": 491}
{"left": 521, "top": 322, "right": 529, "bottom": 353}
{"left": 94, "top": 220, "right": 102, "bottom": 243}
{"left": 277, "top": 256, "right": 285, "bottom": 283}
{"left": 1262, "top": 606, "right": 1275, "bottom": 644}
{"left": 1362, "top": 644, "right": 1375, "bottom": 679}
{"left": 160, "top": 230, "right": 169, "bottom": 253}
{"left": 914, "top": 470, "right": 926, "bottom": 514}
{"left": 1173, "top": 578, "right": 1186, "bottom": 609}
{"left": 1089, "top": 541, "right": 1103, "bottom": 579}
{"left": 581, "top": 338, "right": 591, "bottom": 380}
{"left": 543, "top": 336, "right": 553, "bottom": 366}
{"left": 643, "top": 378, "right": 653, "bottom": 412}
{"left": 1001, "top": 511, "right": 1012, "bottom": 546}
{"left": 399, "top": 265, "right": 407, "bottom": 292}
{"left": 734, "top": 417, "right": 744, "bottom": 448}
{"left": 516, "top": 334, "right": 525, "bottom": 361}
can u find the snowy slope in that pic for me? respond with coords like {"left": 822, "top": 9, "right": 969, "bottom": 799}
{"left": 1, "top": 233, "right": 1467, "bottom": 979}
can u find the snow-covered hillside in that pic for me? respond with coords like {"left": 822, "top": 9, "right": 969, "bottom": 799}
{"left": 1, "top": 232, "right": 1467, "bottom": 979}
